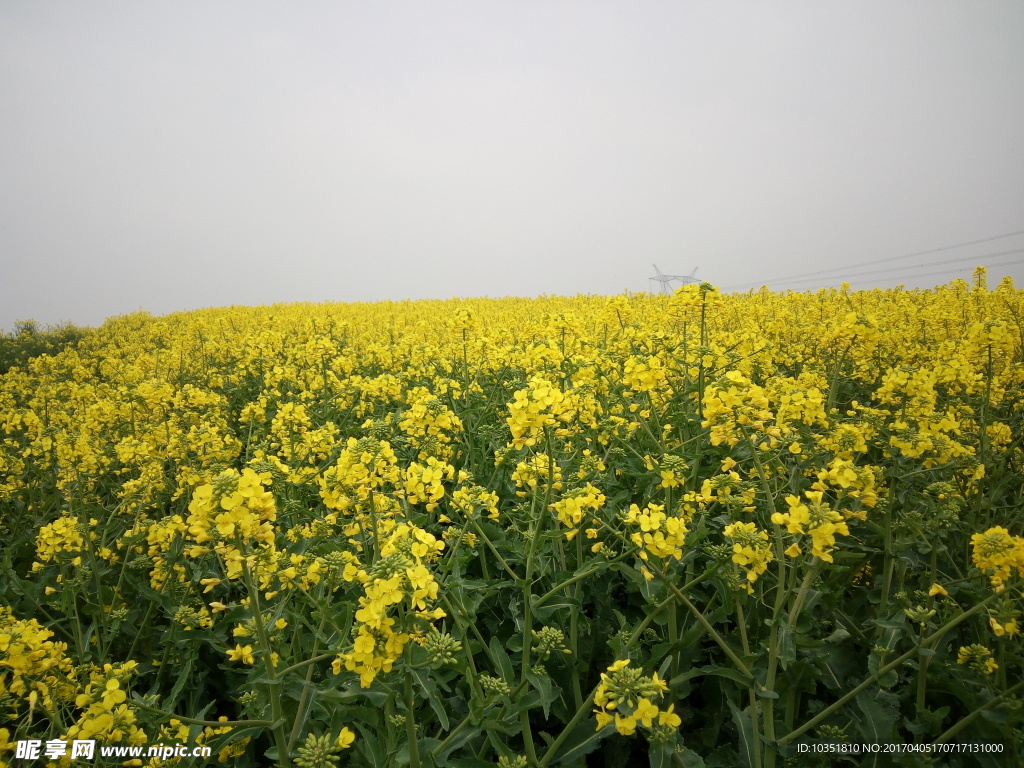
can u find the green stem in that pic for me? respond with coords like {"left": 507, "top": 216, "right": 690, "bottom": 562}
{"left": 779, "top": 595, "right": 994, "bottom": 745}
{"left": 519, "top": 708, "right": 538, "bottom": 767}
{"left": 879, "top": 462, "right": 898, "bottom": 621}
{"left": 287, "top": 611, "right": 329, "bottom": 753}
{"left": 405, "top": 656, "right": 420, "bottom": 768}
{"left": 763, "top": 637, "right": 787, "bottom": 767}
{"left": 788, "top": 564, "right": 817, "bottom": 629}
{"left": 933, "top": 680, "right": 1024, "bottom": 745}
{"left": 538, "top": 681, "right": 600, "bottom": 768}
{"left": 366, "top": 490, "right": 382, "bottom": 564}
{"left": 132, "top": 700, "right": 279, "bottom": 729}
{"left": 441, "top": 593, "right": 497, "bottom": 669}
{"left": 241, "top": 558, "right": 292, "bottom": 767}
{"left": 470, "top": 519, "right": 521, "bottom": 582}
{"left": 783, "top": 675, "right": 800, "bottom": 734}
{"left": 668, "top": 595, "right": 679, "bottom": 681}
{"left": 762, "top": 529, "right": 793, "bottom": 768}
{"left": 276, "top": 652, "right": 334, "bottom": 679}
{"left": 735, "top": 598, "right": 763, "bottom": 768}
{"left": 570, "top": 535, "right": 584, "bottom": 712}
{"left": 915, "top": 546, "right": 941, "bottom": 725}
{"left": 431, "top": 707, "right": 478, "bottom": 759}
{"left": 538, "top": 599, "right": 673, "bottom": 768}
{"left": 532, "top": 556, "right": 631, "bottom": 610}
{"left": 436, "top": 518, "right": 473, "bottom": 581}
{"left": 518, "top": 437, "right": 557, "bottom": 764}
{"left": 651, "top": 567, "right": 759, "bottom": 686}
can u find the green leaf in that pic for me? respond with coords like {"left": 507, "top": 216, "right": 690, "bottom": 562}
{"left": 479, "top": 715, "right": 520, "bottom": 736}
{"left": 202, "top": 719, "right": 274, "bottom": 761}
{"left": 727, "top": 700, "right": 756, "bottom": 768}
{"left": 124, "top": 571, "right": 175, "bottom": 611}
{"left": 318, "top": 686, "right": 390, "bottom": 706}
{"left": 872, "top": 617, "right": 909, "bottom": 633}
{"left": 819, "top": 643, "right": 857, "bottom": 690}
{"left": 162, "top": 649, "right": 194, "bottom": 710}
{"left": 670, "top": 664, "right": 753, "bottom": 690}
{"left": 525, "top": 670, "right": 558, "bottom": 720}
{"left": 656, "top": 654, "right": 673, "bottom": 681}
{"left": 649, "top": 740, "right": 674, "bottom": 768}
{"left": 678, "top": 747, "right": 707, "bottom": 768}
{"left": 867, "top": 652, "right": 899, "bottom": 689}
{"left": 489, "top": 637, "right": 515, "bottom": 681}
{"left": 547, "top": 720, "right": 612, "bottom": 765}
{"left": 352, "top": 722, "right": 388, "bottom": 767}
{"left": 855, "top": 688, "right": 899, "bottom": 743}
{"left": 824, "top": 626, "right": 851, "bottom": 644}
{"left": 448, "top": 759, "right": 495, "bottom": 768}
{"left": 532, "top": 595, "right": 581, "bottom": 621}
{"left": 777, "top": 624, "right": 795, "bottom": 671}
{"left": 397, "top": 738, "right": 441, "bottom": 766}
{"left": 434, "top": 722, "right": 481, "bottom": 765}
{"left": 413, "top": 669, "right": 450, "bottom": 731}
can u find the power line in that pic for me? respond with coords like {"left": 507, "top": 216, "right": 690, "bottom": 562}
{"left": 757, "top": 247, "right": 1024, "bottom": 288}
{"left": 724, "top": 227, "right": 1024, "bottom": 290}
{"left": 764, "top": 255, "right": 1024, "bottom": 292}
{"left": 841, "top": 256, "right": 1024, "bottom": 290}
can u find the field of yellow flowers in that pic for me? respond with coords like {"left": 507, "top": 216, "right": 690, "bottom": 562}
{"left": 2, "top": 272, "right": 1023, "bottom": 767}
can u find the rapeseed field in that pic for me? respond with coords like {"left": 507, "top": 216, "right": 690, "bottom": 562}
{"left": 2, "top": 272, "right": 1023, "bottom": 767}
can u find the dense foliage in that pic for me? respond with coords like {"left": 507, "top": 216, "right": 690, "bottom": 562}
{"left": 2, "top": 272, "right": 1023, "bottom": 767}
{"left": 0, "top": 320, "right": 89, "bottom": 376}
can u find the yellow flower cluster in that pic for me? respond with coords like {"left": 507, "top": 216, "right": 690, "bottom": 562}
{"left": 669, "top": 281, "right": 724, "bottom": 319}
{"left": 811, "top": 457, "right": 878, "bottom": 512}
{"left": 989, "top": 616, "right": 1020, "bottom": 638}
{"left": 334, "top": 523, "right": 446, "bottom": 688}
{"left": 398, "top": 389, "right": 464, "bottom": 461}
{"left": 226, "top": 644, "right": 256, "bottom": 665}
{"left": 400, "top": 456, "right": 456, "bottom": 512}
{"left": 957, "top": 644, "right": 999, "bottom": 674}
{"left": 186, "top": 467, "right": 277, "bottom": 547}
{"left": 450, "top": 484, "right": 501, "bottom": 522}
{"left": 702, "top": 371, "right": 777, "bottom": 448}
{"left": 506, "top": 375, "right": 578, "bottom": 449}
{"left": 693, "top": 471, "right": 757, "bottom": 511}
{"left": 644, "top": 454, "right": 689, "bottom": 489}
{"left": 771, "top": 491, "right": 851, "bottom": 562}
{"left": 769, "top": 374, "right": 828, "bottom": 432}
{"left": 0, "top": 608, "right": 76, "bottom": 714}
{"left": 624, "top": 502, "right": 690, "bottom": 562}
{"left": 593, "top": 660, "right": 680, "bottom": 737}
{"left": 319, "top": 437, "right": 400, "bottom": 512}
{"left": 33, "top": 516, "right": 86, "bottom": 567}
{"left": 831, "top": 312, "right": 881, "bottom": 347}
{"left": 66, "top": 661, "right": 146, "bottom": 746}
{"left": 156, "top": 716, "right": 249, "bottom": 763}
{"left": 622, "top": 355, "right": 667, "bottom": 395}
{"left": 971, "top": 526, "right": 1024, "bottom": 592}
{"left": 723, "top": 521, "right": 774, "bottom": 593}
{"left": 267, "top": 401, "right": 316, "bottom": 475}
{"left": 511, "top": 453, "right": 563, "bottom": 498}
{"left": 550, "top": 484, "right": 606, "bottom": 540}
{"left": 821, "top": 423, "right": 869, "bottom": 459}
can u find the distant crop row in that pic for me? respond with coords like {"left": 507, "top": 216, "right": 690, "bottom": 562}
{"left": 0, "top": 320, "right": 88, "bottom": 376}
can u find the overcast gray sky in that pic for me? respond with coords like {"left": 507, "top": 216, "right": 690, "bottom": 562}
{"left": 2, "top": 1, "right": 1023, "bottom": 332}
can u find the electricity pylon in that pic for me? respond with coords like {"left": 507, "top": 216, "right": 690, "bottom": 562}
{"left": 650, "top": 265, "right": 699, "bottom": 294}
